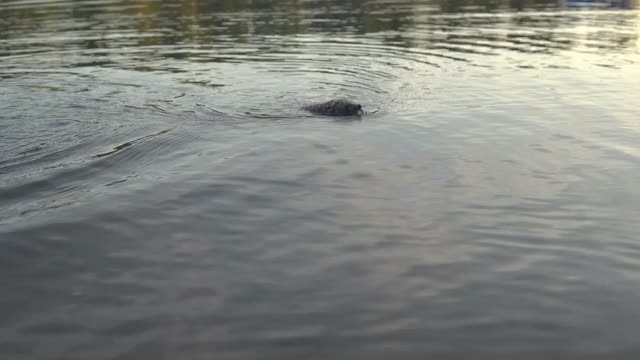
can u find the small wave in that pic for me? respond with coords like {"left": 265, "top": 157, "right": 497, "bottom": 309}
{"left": 94, "top": 129, "right": 170, "bottom": 158}
{"left": 0, "top": 125, "right": 196, "bottom": 228}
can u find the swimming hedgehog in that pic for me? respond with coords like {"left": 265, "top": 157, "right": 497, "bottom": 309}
{"left": 302, "top": 99, "right": 363, "bottom": 116}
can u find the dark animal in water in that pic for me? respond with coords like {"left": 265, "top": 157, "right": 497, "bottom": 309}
{"left": 302, "top": 99, "right": 363, "bottom": 116}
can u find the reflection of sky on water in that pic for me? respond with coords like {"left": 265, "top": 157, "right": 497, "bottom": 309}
{"left": 562, "top": 0, "right": 635, "bottom": 9}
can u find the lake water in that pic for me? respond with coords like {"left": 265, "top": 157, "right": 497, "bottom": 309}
{"left": 2, "top": 0, "right": 640, "bottom": 359}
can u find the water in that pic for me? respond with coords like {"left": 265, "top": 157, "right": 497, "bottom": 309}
{"left": 2, "top": 0, "right": 640, "bottom": 358}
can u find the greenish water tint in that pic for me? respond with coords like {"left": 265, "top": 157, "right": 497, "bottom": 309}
{"left": 1, "top": 1, "right": 640, "bottom": 359}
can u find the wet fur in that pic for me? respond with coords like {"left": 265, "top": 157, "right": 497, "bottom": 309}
{"left": 302, "top": 99, "right": 363, "bottom": 116}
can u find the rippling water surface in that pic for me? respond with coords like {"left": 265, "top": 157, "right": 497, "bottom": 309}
{"left": 2, "top": 0, "right": 640, "bottom": 358}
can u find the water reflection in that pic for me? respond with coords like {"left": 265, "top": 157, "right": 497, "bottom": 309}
{"left": 563, "top": 0, "right": 636, "bottom": 9}
{"left": 1, "top": 0, "right": 638, "bottom": 60}
{"left": 2, "top": 1, "right": 640, "bottom": 359}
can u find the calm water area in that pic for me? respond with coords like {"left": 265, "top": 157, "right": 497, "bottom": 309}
{"left": 1, "top": 0, "right": 640, "bottom": 358}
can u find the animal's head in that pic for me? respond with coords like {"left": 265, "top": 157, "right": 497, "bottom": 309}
{"left": 334, "top": 101, "right": 363, "bottom": 116}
